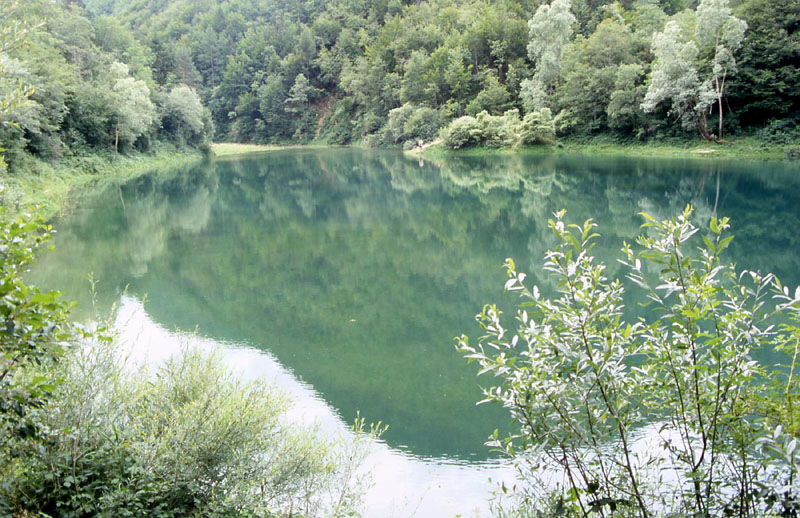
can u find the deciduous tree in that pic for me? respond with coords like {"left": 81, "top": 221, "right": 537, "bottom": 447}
{"left": 520, "top": 0, "right": 576, "bottom": 111}
{"left": 110, "top": 61, "right": 155, "bottom": 157}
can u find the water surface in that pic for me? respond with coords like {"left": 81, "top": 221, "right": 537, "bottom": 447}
{"left": 30, "top": 149, "right": 800, "bottom": 507}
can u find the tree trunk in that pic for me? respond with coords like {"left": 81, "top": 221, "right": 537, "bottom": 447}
{"left": 114, "top": 125, "right": 119, "bottom": 160}
{"left": 717, "top": 70, "right": 727, "bottom": 140}
{"left": 696, "top": 111, "right": 725, "bottom": 144}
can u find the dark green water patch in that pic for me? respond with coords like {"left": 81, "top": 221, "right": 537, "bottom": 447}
{"left": 31, "top": 149, "right": 800, "bottom": 459}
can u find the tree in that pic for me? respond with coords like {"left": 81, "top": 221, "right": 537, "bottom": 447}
{"left": 443, "top": 46, "right": 473, "bottom": 108}
{"left": 465, "top": 72, "right": 512, "bottom": 116}
{"left": 257, "top": 74, "right": 290, "bottom": 140}
{"left": 110, "top": 62, "right": 155, "bottom": 157}
{"left": 642, "top": 0, "right": 746, "bottom": 141}
{"left": 520, "top": 0, "right": 576, "bottom": 111}
{"left": 0, "top": 0, "right": 37, "bottom": 167}
{"left": 727, "top": 0, "right": 800, "bottom": 126}
{"left": 552, "top": 16, "right": 651, "bottom": 134}
{"left": 285, "top": 73, "right": 319, "bottom": 114}
{"left": 607, "top": 63, "right": 648, "bottom": 132}
{"left": 641, "top": 20, "right": 715, "bottom": 140}
{"left": 695, "top": 0, "right": 747, "bottom": 139}
{"left": 458, "top": 207, "right": 800, "bottom": 518}
{"left": 400, "top": 49, "right": 435, "bottom": 106}
{"left": 162, "top": 84, "right": 206, "bottom": 145}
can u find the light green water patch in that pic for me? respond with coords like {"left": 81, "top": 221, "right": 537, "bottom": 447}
{"left": 31, "top": 148, "right": 800, "bottom": 460}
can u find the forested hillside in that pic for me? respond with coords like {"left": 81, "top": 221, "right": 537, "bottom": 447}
{"left": 0, "top": 0, "right": 211, "bottom": 176}
{"left": 81, "top": 0, "right": 798, "bottom": 147}
{"left": 2, "top": 0, "right": 798, "bottom": 159}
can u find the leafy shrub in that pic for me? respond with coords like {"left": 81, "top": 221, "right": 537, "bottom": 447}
{"left": 475, "top": 110, "right": 515, "bottom": 148}
{"left": 464, "top": 73, "right": 513, "bottom": 117}
{"left": 2, "top": 341, "right": 373, "bottom": 517}
{"left": 403, "top": 106, "right": 441, "bottom": 143}
{"left": 458, "top": 207, "right": 800, "bottom": 518}
{"left": 440, "top": 110, "right": 545, "bottom": 149}
{"left": 161, "top": 85, "right": 209, "bottom": 146}
{"left": 385, "top": 103, "right": 415, "bottom": 144}
{"left": 0, "top": 204, "right": 71, "bottom": 444}
{"left": 440, "top": 114, "right": 482, "bottom": 149}
{"left": 0, "top": 204, "right": 374, "bottom": 517}
{"left": 519, "top": 108, "right": 556, "bottom": 145}
{"left": 385, "top": 103, "right": 441, "bottom": 145}
{"left": 758, "top": 116, "right": 800, "bottom": 146}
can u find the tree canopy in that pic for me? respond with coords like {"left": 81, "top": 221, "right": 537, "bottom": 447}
{"left": 0, "top": 0, "right": 796, "bottom": 158}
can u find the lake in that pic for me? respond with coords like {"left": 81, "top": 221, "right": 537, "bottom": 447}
{"left": 31, "top": 148, "right": 800, "bottom": 515}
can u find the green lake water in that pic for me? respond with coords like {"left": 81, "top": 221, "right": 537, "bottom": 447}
{"left": 32, "top": 148, "right": 800, "bottom": 463}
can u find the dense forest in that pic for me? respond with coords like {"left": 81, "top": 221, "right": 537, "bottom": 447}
{"left": 0, "top": 0, "right": 797, "bottom": 164}
{"left": 2, "top": 1, "right": 800, "bottom": 515}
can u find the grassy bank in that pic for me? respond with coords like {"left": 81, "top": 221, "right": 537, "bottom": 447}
{"left": 210, "top": 142, "right": 285, "bottom": 157}
{"left": 214, "top": 136, "right": 795, "bottom": 162}
{"left": 421, "top": 135, "right": 793, "bottom": 160}
{"left": 556, "top": 135, "right": 789, "bottom": 160}
{"left": 1, "top": 146, "right": 204, "bottom": 220}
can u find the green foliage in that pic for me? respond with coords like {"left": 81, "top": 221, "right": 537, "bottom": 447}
{"left": 519, "top": 108, "right": 555, "bottom": 145}
{"left": 2, "top": 0, "right": 786, "bottom": 149}
{"left": 42, "top": 0, "right": 791, "bottom": 147}
{"left": 465, "top": 72, "right": 513, "bottom": 117}
{"left": 110, "top": 61, "right": 156, "bottom": 154}
{"left": 440, "top": 108, "right": 555, "bottom": 149}
{"left": 642, "top": 0, "right": 747, "bottom": 141}
{"left": 458, "top": 207, "right": 800, "bottom": 518}
{"left": 0, "top": 203, "right": 70, "bottom": 446}
{"left": 728, "top": 0, "right": 800, "bottom": 126}
{"left": 161, "top": 84, "right": 208, "bottom": 145}
{"left": 385, "top": 102, "right": 441, "bottom": 144}
{"left": 2, "top": 340, "right": 374, "bottom": 517}
{"left": 520, "top": 0, "right": 577, "bottom": 112}
{"left": 0, "top": 0, "right": 210, "bottom": 173}
{"left": 606, "top": 63, "right": 648, "bottom": 133}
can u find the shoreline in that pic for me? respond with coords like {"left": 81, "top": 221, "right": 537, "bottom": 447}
{"left": 7, "top": 137, "right": 790, "bottom": 222}
{"left": 1, "top": 147, "right": 205, "bottom": 221}
{"left": 417, "top": 136, "right": 790, "bottom": 161}
{"left": 214, "top": 137, "right": 791, "bottom": 162}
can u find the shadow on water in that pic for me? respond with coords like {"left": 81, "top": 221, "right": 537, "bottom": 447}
{"left": 31, "top": 148, "right": 800, "bottom": 460}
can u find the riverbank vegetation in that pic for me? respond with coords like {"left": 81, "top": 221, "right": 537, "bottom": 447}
{"left": 210, "top": 142, "right": 284, "bottom": 157}
{"left": 0, "top": 205, "right": 375, "bottom": 517}
{"left": 0, "top": 0, "right": 796, "bottom": 197}
{"left": 0, "top": 0, "right": 212, "bottom": 214}
{"left": 2, "top": 146, "right": 204, "bottom": 219}
{"left": 72, "top": 0, "right": 799, "bottom": 153}
{"left": 459, "top": 207, "right": 800, "bottom": 517}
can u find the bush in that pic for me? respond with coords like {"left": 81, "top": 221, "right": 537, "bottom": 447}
{"left": 403, "top": 106, "right": 441, "bottom": 143}
{"left": 2, "top": 341, "right": 374, "bottom": 517}
{"left": 385, "top": 103, "right": 441, "bottom": 145}
{"left": 161, "top": 85, "right": 208, "bottom": 147}
{"left": 0, "top": 207, "right": 375, "bottom": 517}
{"left": 385, "top": 103, "right": 415, "bottom": 144}
{"left": 440, "top": 108, "right": 555, "bottom": 149}
{"left": 440, "top": 114, "right": 482, "bottom": 149}
{"left": 439, "top": 110, "right": 526, "bottom": 149}
{"left": 758, "top": 116, "right": 800, "bottom": 146}
{"left": 519, "top": 108, "right": 556, "bottom": 145}
{"left": 458, "top": 207, "right": 800, "bottom": 518}
{"left": 0, "top": 204, "right": 71, "bottom": 445}
{"left": 475, "top": 110, "right": 515, "bottom": 148}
